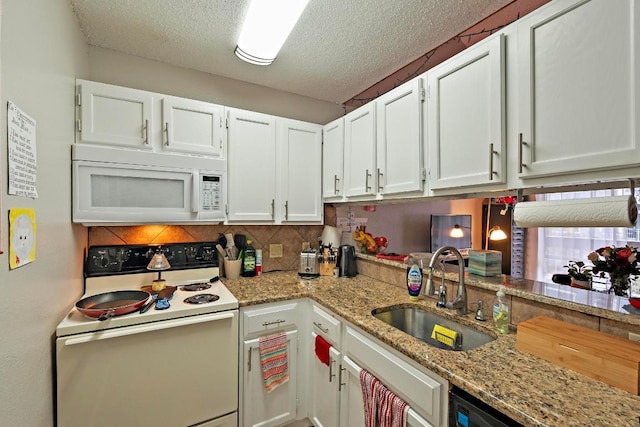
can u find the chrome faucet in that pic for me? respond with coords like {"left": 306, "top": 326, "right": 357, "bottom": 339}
{"left": 424, "top": 246, "right": 467, "bottom": 315}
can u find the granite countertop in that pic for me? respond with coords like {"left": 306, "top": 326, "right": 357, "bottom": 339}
{"left": 223, "top": 271, "right": 640, "bottom": 427}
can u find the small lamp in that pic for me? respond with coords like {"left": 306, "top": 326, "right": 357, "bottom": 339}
{"left": 485, "top": 198, "right": 509, "bottom": 250}
{"left": 147, "top": 249, "right": 171, "bottom": 291}
{"left": 449, "top": 224, "right": 470, "bottom": 238}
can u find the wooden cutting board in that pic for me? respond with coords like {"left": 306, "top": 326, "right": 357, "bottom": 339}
{"left": 516, "top": 316, "right": 640, "bottom": 394}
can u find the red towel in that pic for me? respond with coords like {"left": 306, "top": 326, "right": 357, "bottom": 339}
{"left": 360, "top": 368, "right": 408, "bottom": 427}
{"left": 315, "top": 334, "right": 331, "bottom": 366}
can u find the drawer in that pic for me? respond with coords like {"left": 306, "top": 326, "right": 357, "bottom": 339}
{"left": 242, "top": 302, "right": 298, "bottom": 337}
{"left": 311, "top": 303, "right": 341, "bottom": 346}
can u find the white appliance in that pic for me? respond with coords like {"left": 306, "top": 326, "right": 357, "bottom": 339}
{"left": 56, "top": 243, "right": 239, "bottom": 427}
{"left": 72, "top": 144, "right": 226, "bottom": 225}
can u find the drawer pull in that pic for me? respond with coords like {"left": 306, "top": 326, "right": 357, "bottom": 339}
{"left": 248, "top": 347, "right": 252, "bottom": 372}
{"left": 313, "top": 321, "right": 329, "bottom": 333}
{"left": 262, "top": 319, "right": 286, "bottom": 327}
{"left": 377, "top": 168, "right": 384, "bottom": 192}
{"left": 365, "top": 169, "right": 372, "bottom": 192}
{"left": 334, "top": 175, "right": 340, "bottom": 194}
{"left": 338, "top": 365, "right": 346, "bottom": 390}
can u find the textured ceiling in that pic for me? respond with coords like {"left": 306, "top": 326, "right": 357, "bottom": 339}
{"left": 69, "top": 0, "right": 512, "bottom": 104}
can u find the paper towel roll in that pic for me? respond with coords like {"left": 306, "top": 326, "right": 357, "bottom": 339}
{"left": 513, "top": 196, "right": 638, "bottom": 228}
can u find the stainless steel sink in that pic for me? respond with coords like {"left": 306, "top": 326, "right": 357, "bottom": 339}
{"left": 373, "top": 307, "right": 495, "bottom": 351}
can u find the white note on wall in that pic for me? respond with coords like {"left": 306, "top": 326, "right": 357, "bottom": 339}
{"left": 7, "top": 101, "right": 38, "bottom": 198}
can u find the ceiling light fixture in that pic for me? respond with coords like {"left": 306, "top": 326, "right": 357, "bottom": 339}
{"left": 235, "top": 0, "right": 310, "bottom": 66}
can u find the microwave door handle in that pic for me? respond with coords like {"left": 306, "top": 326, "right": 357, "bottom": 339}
{"left": 192, "top": 171, "right": 200, "bottom": 213}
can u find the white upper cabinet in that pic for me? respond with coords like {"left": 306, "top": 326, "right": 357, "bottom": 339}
{"left": 161, "top": 96, "right": 225, "bottom": 158}
{"left": 77, "top": 79, "right": 153, "bottom": 149}
{"left": 76, "top": 79, "right": 227, "bottom": 159}
{"left": 376, "top": 78, "right": 425, "bottom": 195}
{"left": 516, "top": 0, "right": 640, "bottom": 179}
{"left": 227, "top": 108, "right": 277, "bottom": 222}
{"left": 227, "top": 109, "right": 323, "bottom": 224}
{"left": 322, "top": 118, "right": 345, "bottom": 200}
{"left": 427, "top": 34, "right": 505, "bottom": 191}
{"left": 344, "top": 103, "right": 377, "bottom": 198}
{"left": 279, "top": 119, "right": 323, "bottom": 223}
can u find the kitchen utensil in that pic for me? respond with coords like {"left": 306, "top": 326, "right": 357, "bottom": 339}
{"left": 139, "top": 287, "right": 175, "bottom": 313}
{"left": 75, "top": 290, "right": 150, "bottom": 321}
{"left": 338, "top": 245, "right": 358, "bottom": 277}
{"left": 234, "top": 234, "right": 247, "bottom": 254}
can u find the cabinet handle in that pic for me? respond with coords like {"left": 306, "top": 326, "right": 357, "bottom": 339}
{"left": 377, "top": 168, "right": 384, "bottom": 192}
{"left": 334, "top": 175, "right": 339, "bottom": 195}
{"left": 284, "top": 201, "right": 289, "bottom": 220}
{"left": 365, "top": 169, "right": 372, "bottom": 192}
{"left": 518, "top": 133, "right": 528, "bottom": 173}
{"left": 338, "top": 365, "right": 346, "bottom": 390}
{"left": 143, "top": 119, "right": 149, "bottom": 144}
{"left": 271, "top": 199, "right": 275, "bottom": 219}
{"left": 313, "top": 321, "right": 329, "bottom": 333}
{"left": 248, "top": 347, "right": 252, "bottom": 372}
{"left": 488, "top": 143, "right": 497, "bottom": 181}
{"left": 329, "top": 356, "right": 336, "bottom": 383}
{"left": 164, "top": 122, "right": 169, "bottom": 146}
{"left": 262, "top": 319, "right": 286, "bottom": 327}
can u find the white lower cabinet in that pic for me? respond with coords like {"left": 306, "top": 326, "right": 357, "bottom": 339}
{"left": 240, "top": 301, "right": 302, "bottom": 427}
{"left": 340, "top": 356, "right": 433, "bottom": 427}
{"left": 307, "top": 302, "right": 448, "bottom": 427}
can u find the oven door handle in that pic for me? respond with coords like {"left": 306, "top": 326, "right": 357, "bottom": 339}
{"left": 63, "top": 311, "right": 236, "bottom": 346}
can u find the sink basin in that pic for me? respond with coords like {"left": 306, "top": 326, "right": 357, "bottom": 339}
{"left": 373, "top": 307, "right": 495, "bottom": 351}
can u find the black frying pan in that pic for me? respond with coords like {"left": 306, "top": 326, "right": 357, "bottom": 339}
{"left": 75, "top": 290, "right": 150, "bottom": 321}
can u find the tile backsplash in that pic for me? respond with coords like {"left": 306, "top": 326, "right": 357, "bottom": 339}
{"left": 88, "top": 206, "right": 337, "bottom": 273}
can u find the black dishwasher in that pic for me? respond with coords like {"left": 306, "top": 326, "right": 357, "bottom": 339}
{"left": 450, "top": 386, "right": 524, "bottom": 427}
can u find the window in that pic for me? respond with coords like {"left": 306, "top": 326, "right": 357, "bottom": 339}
{"left": 535, "top": 188, "right": 640, "bottom": 291}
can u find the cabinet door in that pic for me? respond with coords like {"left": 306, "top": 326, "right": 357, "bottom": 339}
{"left": 243, "top": 330, "right": 298, "bottom": 427}
{"left": 517, "top": 0, "right": 640, "bottom": 178}
{"left": 162, "top": 96, "right": 225, "bottom": 158}
{"left": 279, "top": 119, "right": 323, "bottom": 223}
{"left": 322, "top": 118, "right": 345, "bottom": 200}
{"left": 427, "top": 34, "right": 505, "bottom": 190}
{"left": 376, "top": 78, "right": 425, "bottom": 195}
{"left": 77, "top": 80, "right": 153, "bottom": 149}
{"left": 310, "top": 333, "right": 341, "bottom": 427}
{"left": 339, "top": 356, "right": 434, "bottom": 427}
{"left": 227, "top": 108, "right": 277, "bottom": 221}
{"left": 344, "top": 103, "right": 376, "bottom": 197}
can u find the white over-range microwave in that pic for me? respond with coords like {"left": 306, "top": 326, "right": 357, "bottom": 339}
{"left": 72, "top": 145, "right": 226, "bottom": 225}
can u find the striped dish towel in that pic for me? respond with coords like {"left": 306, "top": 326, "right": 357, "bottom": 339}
{"left": 258, "top": 332, "right": 289, "bottom": 392}
{"left": 360, "top": 368, "right": 408, "bottom": 427}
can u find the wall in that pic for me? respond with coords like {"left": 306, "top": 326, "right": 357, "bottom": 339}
{"left": 0, "top": 0, "right": 89, "bottom": 426}
{"left": 87, "top": 46, "right": 344, "bottom": 125}
{"left": 335, "top": 198, "right": 483, "bottom": 254}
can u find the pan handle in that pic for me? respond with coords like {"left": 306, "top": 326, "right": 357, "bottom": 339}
{"left": 139, "top": 295, "right": 159, "bottom": 314}
{"left": 97, "top": 309, "right": 116, "bottom": 321}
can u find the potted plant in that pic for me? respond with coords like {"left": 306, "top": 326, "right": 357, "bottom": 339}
{"left": 564, "top": 260, "right": 592, "bottom": 290}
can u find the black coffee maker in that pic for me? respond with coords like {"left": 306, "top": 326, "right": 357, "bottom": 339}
{"left": 338, "top": 245, "right": 358, "bottom": 277}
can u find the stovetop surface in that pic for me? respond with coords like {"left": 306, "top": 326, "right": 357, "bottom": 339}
{"left": 56, "top": 267, "right": 238, "bottom": 337}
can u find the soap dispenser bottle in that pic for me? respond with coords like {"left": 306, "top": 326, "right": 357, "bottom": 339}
{"left": 493, "top": 286, "right": 510, "bottom": 334}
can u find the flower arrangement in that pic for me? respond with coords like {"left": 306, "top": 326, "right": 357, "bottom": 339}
{"left": 588, "top": 245, "right": 640, "bottom": 296}
{"left": 564, "top": 260, "right": 592, "bottom": 282}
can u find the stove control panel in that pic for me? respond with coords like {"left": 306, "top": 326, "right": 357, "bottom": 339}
{"left": 85, "top": 242, "right": 219, "bottom": 277}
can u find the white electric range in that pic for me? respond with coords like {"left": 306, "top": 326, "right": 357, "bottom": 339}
{"left": 56, "top": 242, "right": 239, "bottom": 427}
